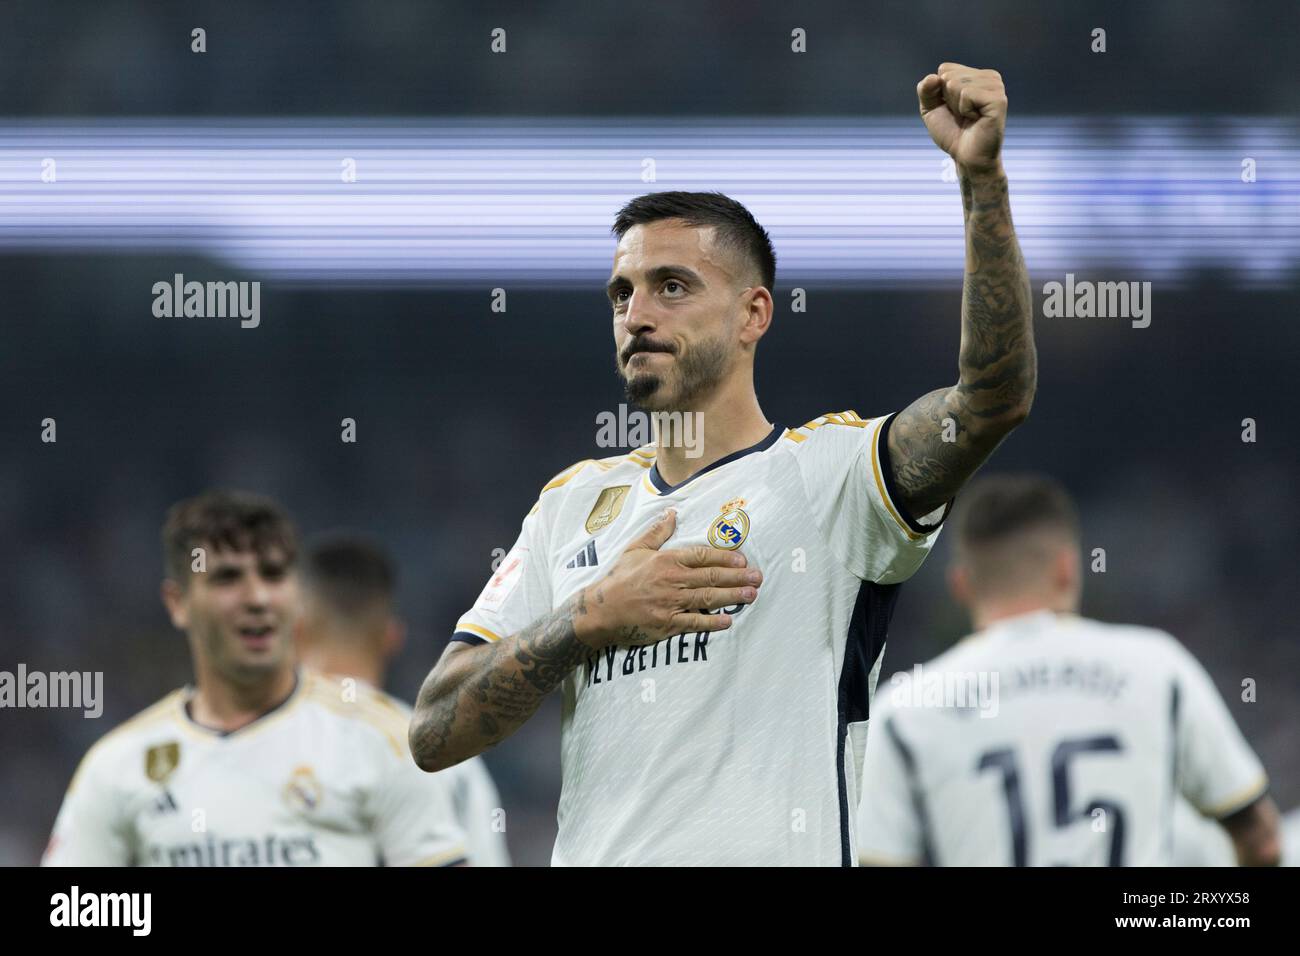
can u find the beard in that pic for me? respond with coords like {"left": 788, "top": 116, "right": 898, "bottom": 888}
{"left": 619, "top": 334, "right": 730, "bottom": 411}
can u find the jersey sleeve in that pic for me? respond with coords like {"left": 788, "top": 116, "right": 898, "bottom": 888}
{"left": 449, "top": 757, "right": 512, "bottom": 867}
{"left": 855, "top": 703, "right": 926, "bottom": 865}
{"left": 370, "top": 752, "right": 469, "bottom": 867}
{"left": 1166, "top": 637, "right": 1269, "bottom": 819}
{"left": 787, "top": 411, "right": 948, "bottom": 583}
{"left": 41, "top": 744, "right": 133, "bottom": 866}
{"left": 1170, "top": 797, "right": 1236, "bottom": 867}
{"left": 452, "top": 494, "right": 554, "bottom": 646}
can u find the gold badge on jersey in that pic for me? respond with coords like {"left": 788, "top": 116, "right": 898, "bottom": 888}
{"left": 708, "top": 497, "right": 751, "bottom": 550}
{"left": 283, "top": 765, "right": 323, "bottom": 814}
{"left": 585, "top": 485, "right": 630, "bottom": 534}
{"left": 145, "top": 742, "right": 180, "bottom": 783}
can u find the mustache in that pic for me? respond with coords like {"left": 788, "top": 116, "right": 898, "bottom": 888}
{"left": 620, "top": 338, "right": 677, "bottom": 365}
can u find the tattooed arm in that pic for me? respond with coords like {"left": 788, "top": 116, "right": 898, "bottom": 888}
{"left": 888, "top": 64, "right": 1036, "bottom": 519}
{"left": 409, "top": 509, "right": 758, "bottom": 772}
{"left": 409, "top": 595, "right": 595, "bottom": 772}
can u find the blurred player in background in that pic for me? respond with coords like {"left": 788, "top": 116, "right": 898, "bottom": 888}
{"left": 42, "top": 491, "right": 466, "bottom": 867}
{"left": 857, "top": 475, "right": 1281, "bottom": 866}
{"left": 1284, "top": 808, "right": 1300, "bottom": 866}
{"left": 411, "top": 63, "right": 1037, "bottom": 866}
{"left": 297, "top": 533, "right": 510, "bottom": 866}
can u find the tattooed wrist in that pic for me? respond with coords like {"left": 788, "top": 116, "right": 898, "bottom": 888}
{"left": 885, "top": 166, "right": 1034, "bottom": 518}
{"left": 510, "top": 595, "right": 593, "bottom": 693}
{"left": 958, "top": 160, "right": 1006, "bottom": 184}
{"left": 410, "top": 597, "right": 593, "bottom": 770}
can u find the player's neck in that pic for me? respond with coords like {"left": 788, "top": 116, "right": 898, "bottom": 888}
{"left": 300, "top": 645, "right": 384, "bottom": 689}
{"left": 652, "top": 383, "right": 771, "bottom": 487}
{"left": 973, "top": 596, "right": 1075, "bottom": 632}
{"left": 190, "top": 665, "right": 298, "bottom": 733}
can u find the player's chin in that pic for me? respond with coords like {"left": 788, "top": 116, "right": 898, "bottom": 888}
{"left": 626, "top": 374, "right": 686, "bottom": 411}
{"left": 624, "top": 373, "right": 668, "bottom": 409}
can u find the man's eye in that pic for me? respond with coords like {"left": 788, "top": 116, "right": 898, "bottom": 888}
{"left": 663, "top": 280, "right": 684, "bottom": 295}
{"left": 612, "top": 290, "right": 629, "bottom": 306}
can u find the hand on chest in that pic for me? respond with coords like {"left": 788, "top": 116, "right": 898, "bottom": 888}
{"left": 554, "top": 477, "right": 778, "bottom": 595}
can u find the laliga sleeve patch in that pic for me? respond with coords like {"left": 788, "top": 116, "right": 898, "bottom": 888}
{"left": 476, "top": 546, "right": 528, "bottom": 612}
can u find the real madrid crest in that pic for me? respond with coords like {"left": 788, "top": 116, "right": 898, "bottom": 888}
{"left": 145, "top": 741, "right": 180, "bottom": 783}
{"left": 585, "top": 485, "right": 630, "bottom": 534}
{"left": 283, "top": 765, "right": 323, "bottom": 813}
{"left": 708, "top": 497, "right": 750, "bottom": 550}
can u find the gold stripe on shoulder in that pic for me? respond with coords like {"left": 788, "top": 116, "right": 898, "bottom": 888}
{"left": 102, "top": 690, "right": 186, "bottom": 741}
{"left": 805, "top": 409, "right": 871, "bottom": 430}
{"left": 361, "top": 687, "right": 409, "bottom": 718}
{"left": 787, "top": 409, "right": 875, "bottom": 444}
{"left": 539, "top": 456, "right": 621, "bottom": 495}
{"left": 303, "top": 682, "right": 408, "bottom": 758}
{"left": 540, "top": 460, "right": 593, "bottom": 494}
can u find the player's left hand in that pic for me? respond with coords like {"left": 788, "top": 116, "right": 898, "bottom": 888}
{"left": 916, "top": 63, "right": 1006, "bottom": 175}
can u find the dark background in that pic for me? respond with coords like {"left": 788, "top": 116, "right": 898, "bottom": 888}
{"left": 1, "top": 0, "right": 1297, "bottom": 865}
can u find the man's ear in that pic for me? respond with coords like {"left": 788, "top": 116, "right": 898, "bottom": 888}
{"left": 947, "top": 563, "right": 973, "bottom": 608}
{"left": 1055, "top": 544, "right": 1081, "bottom": 595}
{"left": 384, "top": 616, "right": 407, "bottom": 662}
{"left": 160, "top": 578, "right": 189, "bottom": 631}
{"left": 740, "top": 286, "right": 774, "bottom": 345}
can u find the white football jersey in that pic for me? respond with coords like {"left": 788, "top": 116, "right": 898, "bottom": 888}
{"left": 42, "top": 670, "right": 467, "bottom": 867}
{"left": 443, "top": 753, "right": 512, "bottom": 867}
{"left": 454, "top": 412, "right": 945, "bottom": 866}
{"left": 316, "top": 675, "right": 512, "bottom": 867}
{"left": 1283, "top": 808, "right": 1300, "bottom": 867}
{"left": 856, "top": 611, "right": 1268, "bottom": 866}
{"left": 1170, "top": 797, "right": 1235, "bottom": 866}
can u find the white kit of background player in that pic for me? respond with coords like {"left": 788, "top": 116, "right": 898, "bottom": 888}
{"left": 856, "top": 611, "right": 1269, "bottom": 866}
{"left": 42, "top": 672, "right": 468, "bottom": 867}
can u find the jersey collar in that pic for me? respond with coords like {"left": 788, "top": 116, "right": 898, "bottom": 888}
{"left": 179, "top": 669, "right": 303, "bottom": 739}
{"left": 978, "top": 609, "right": 1070, "bottom": 640}
{"left": 647, "top": 423, "right": 784, "bottom": 495}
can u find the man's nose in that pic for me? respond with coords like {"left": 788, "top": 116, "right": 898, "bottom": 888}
{"left": 621, "top": 290, "right": 657, "bottom": 337}
{"left": 243, "top": 574, "right": 272, "bottom": 608}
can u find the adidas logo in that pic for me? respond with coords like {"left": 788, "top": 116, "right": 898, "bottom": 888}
{"left": 565, "top": 540, "right": 599, "bottom": 569}
{"left": 151, "top": 789, "right": 179, "bottom": 815}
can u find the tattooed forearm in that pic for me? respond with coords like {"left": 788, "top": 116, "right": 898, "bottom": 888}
{"left": 409, "top": 594, "right": 593, "bottom": 772}
{"left": 888, "top": 167, "right": 1036, "bottom": 518}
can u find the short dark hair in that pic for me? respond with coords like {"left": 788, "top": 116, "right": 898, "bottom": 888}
{"left": 300, "top": 533, "right": 396, "bottom": 619}
{"left": 162, "top": 490, "right": 298, "bottom": 585}
{"left": 612, "top": 191, "right": 776, "bottom": 292}
{"left": 953, "top": 474, "right": 1080, "bottom": 553}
